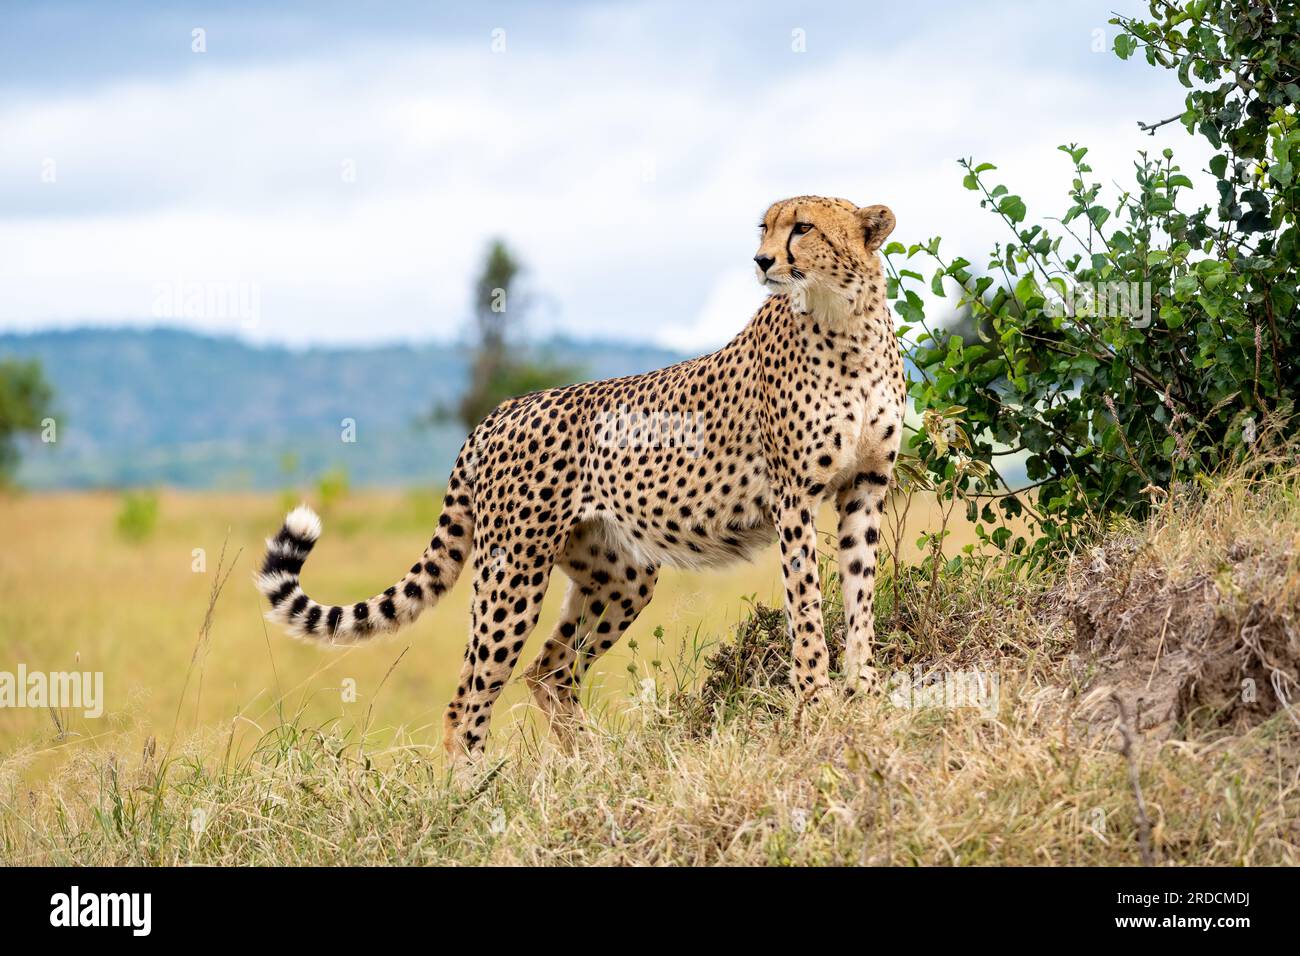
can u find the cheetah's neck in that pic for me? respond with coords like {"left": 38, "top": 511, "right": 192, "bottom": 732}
{"left": 795, "top": 277, "right": 894, "bottom": 348}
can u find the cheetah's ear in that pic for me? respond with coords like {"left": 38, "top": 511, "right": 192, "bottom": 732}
{"left": 856, "top": 204, "right": 896, "bottom": 252}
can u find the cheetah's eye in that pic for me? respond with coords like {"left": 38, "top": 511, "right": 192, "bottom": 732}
{"left": 793, "top": 222, "right": 813, "bottom": 235}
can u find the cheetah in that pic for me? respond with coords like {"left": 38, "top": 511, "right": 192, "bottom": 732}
{"left": 256, "top": 196, "right": 906, "bottom": 764}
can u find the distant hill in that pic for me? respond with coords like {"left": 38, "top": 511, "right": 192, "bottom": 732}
{"left": 0, "top": 327, "right": 686, "bottom": 489}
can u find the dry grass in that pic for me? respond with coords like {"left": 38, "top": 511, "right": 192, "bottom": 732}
{"left": 0, "top": 488, "right": 975, "bottom": 780}
{"left": 2, "top": 650, "right": 1294, "bottom": 865}
{"left": 1, "top": 470, "right": 1297, "bottom": 865}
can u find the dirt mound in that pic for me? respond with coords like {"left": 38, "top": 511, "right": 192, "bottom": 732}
{"left": 673, "top": 510, "right": 1299, "bottom": 746}
{"left": 1056, "top": 533, "right": 1300, "bottom": 740}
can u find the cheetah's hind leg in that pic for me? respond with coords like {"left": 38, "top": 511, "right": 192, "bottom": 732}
{"left": 443, "top": 531, "right": 560, "bottom": 766}
{"left": 522, "top": 522, "right": 659, "bottom": 747}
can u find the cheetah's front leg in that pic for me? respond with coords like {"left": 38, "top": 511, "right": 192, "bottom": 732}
{"left": 773, "top": 497, "right": 831, "bottom": 704}
{"left": 836, "top": 469, "right": 892, "bottom": 694}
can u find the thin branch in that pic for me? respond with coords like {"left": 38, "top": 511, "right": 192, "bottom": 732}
{"left": 1110, "top": 693, "right": 1157, "bottom": 866}
{"left": 1136, "top": 112, "right": 1184, "bottom": 135}
{"left": 965, "top": 477, "right": 1052, "bottom": 499}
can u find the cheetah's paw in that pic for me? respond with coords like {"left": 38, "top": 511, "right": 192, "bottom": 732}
{"left": 843, "top": 665, "right": 880, "bottom": 698}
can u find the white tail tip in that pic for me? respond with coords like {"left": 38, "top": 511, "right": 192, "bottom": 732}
{"left": 284, "top": 504, "right": 322, "bottom": 543}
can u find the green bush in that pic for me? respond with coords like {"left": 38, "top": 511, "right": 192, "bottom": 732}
{"left": 315, "top": 466, "right": 350, "bottom": 513}
{"left": 115, "top": 490, "right": 159, "bottom": 543}
{"left": 888, "top": 0, "right": 1298, "bottom": 559}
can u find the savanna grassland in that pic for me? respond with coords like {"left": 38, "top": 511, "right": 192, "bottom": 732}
{"left": 0, "top": 489, "right": 889, "bottom": 771}
{"left": 1, "top": 476, "right": 1298, "bottom": 866}
{"left": 0, "top": 489, "right": 965, "bottom": 787}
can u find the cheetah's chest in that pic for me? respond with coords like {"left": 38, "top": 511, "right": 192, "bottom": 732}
{"left": 798, "top": 371, "right": 899, "bottom": 490}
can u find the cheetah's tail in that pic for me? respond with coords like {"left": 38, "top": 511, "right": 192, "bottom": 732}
{"left": 255, "top": 459, "right": 475, "bottom": 644}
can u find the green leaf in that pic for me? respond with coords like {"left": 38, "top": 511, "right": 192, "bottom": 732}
{"left": 998, "top": 195, "right": 1027, "bottom": 223}
{"left": 1173, "top": 274, "right": 1198, "bottom": 299}
{"left": 1013, "top": 274, "right": 1039, "bottom": 304}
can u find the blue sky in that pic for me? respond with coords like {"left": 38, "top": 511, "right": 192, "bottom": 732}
{"left": 0, "top": 0, "right": 1210, "bottom": 349}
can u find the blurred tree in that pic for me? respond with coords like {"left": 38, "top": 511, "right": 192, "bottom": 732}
{"left": 0, "top": 358, "right": 55, "bottom": 483}
{"left": 446, "top": 239, "right": 580, "bottom": 431}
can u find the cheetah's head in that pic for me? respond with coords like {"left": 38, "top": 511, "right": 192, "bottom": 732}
{"left": 753, "top": 196, "right": 895, "bottom": 302}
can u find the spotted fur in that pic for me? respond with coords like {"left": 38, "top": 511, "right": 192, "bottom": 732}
{"left": 257, "top": 195, "right": 906, "bottom": 763}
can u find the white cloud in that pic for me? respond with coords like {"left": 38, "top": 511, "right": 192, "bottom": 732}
{"left": 0, "top": 0, "right": 1211, "bottom": 348}
{"left": 660, "top": 267, "right": 765, "bottom": 352}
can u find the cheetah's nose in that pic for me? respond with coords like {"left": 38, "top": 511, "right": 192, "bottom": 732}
{"left": 753, "top": 255, "right": 775, "bottom": 274}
